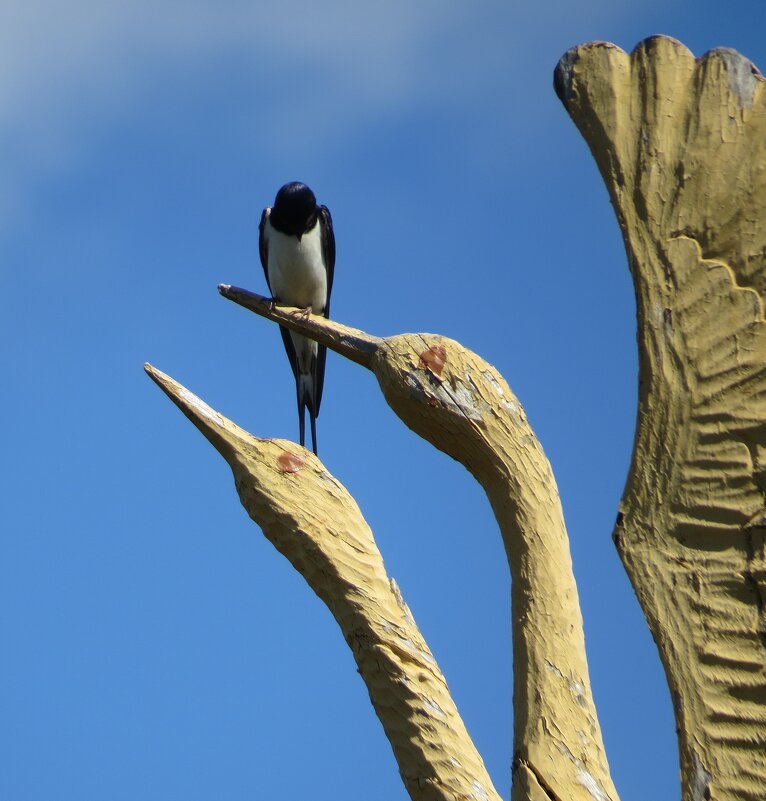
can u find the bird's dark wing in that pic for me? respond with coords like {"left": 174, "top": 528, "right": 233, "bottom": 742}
{"left": 313, "top": 205, "right": 336, "bottom": 417}
{"left": 278, "top": 325, "right": 299, "bottom": 384}
{"left": 318, "top": 205, "right": 335, "bottom": 316}
{"left": 258, "top": 207, "right": 272, "bottom": 294}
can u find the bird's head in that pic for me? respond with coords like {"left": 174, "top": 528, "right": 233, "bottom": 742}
{"left": 270, "top": 182, "right": 318, "bottom": 239}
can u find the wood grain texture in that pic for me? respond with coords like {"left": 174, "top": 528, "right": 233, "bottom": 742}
{"left": 220, "top": 288, "right": 621, "bottom": 801}
{"left": 555, "top": 36, "right": 766, "bottom": 801}
{"left": 371, "top": 333, "right": 619, "bottom": 801}
{"left": 145, "top": 364, "right": 501, "bottom": 801}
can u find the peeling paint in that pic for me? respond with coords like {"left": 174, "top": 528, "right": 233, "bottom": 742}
{"left": 406, "top": 372, "right": 485, "bottom": 421}
{"left": 178, "top": 387, "right": 223, "bottom": 427}
{"left": 150, "top": 357, "right": 506, "bottom": 801}
{"left": 557, "top": 33, "right": 766, "bottom": 801}
{"left": 484, "top": 370, "right": 505, "bottom": 396}
{"left": 544, "top": 659, "right": 565, "bottom": 679}
{"left": 380, "top": 619, "right": 437, "bottom": 666}
{"left": 389, "top": 578, "right": 416, "bottom": 623}
{"left": 449, "top": 381, "right": 486, "bottom": 420}
{"left": 712, "top": 47, "right": 761, "bottom": 109}
{"left": 690, "top": 752, "right": 712, "bottom": 801}
{"left": 554, "top": 46, "right": 579, "bottom": 104}
{"left": 422, "top": 697, "right": 447, "bottom": 720}
{"left": 481, "top": 369, "right": 524, "bottom": 422}
{"left": 570, "top": 679, "right": 587, "bottom": 707}
{"left": 577, "top": 769, "right": 613, "bottom": 801}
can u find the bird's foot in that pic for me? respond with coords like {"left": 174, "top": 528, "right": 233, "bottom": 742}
{"left": 292, "top": 305, "right": 313, "bottom": 321}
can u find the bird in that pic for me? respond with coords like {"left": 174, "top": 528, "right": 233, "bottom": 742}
{"left": 259, "top": 181, "right": 335, "bottom": 456}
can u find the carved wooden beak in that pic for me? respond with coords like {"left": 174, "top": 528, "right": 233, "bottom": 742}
{"left": 218, "top": 284, "right": 381, "bottom": 368}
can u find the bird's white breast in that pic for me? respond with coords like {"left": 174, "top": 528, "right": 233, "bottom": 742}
{"left": 266, "top": 218, "right": 328, "bottom": 312}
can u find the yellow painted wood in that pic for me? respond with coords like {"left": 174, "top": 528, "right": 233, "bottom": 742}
{"left": 217, "top": 289, "right": 620, "bottom": 801}
{"left": 155, "top": 34, "right": 766, "bottom": 801}
{"left": 145, "top": 364, "right": 502, "bottom": 801}
{"left": 556, "top": 36, "right": 766, "bottom": 801}
{"left": 372, "top": 333, "right": 619, "bottom": 801}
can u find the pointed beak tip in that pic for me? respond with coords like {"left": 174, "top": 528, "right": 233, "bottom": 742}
{"left": 144, "top": 362, "right": 161, "bottom": 383}
{"left": 144, "top": 362, "right": 170, "bottom": 386}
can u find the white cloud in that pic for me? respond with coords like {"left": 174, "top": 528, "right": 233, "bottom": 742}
{"left": 0, "top": 0, "right": 632, "bottom": 230}
{"left": 0, "top": 2, "right": 453, "bottom": 220}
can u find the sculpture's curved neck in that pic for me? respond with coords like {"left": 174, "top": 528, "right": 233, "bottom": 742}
{"left": 373, "top": 335, "right": 621, "bottom": 800}
{"left": 480, "top": 406, "right": 619, "bottom": 801}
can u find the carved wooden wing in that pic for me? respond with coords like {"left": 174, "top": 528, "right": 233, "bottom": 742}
{"left": 555, "top": 36, "right": 766, "bottom": 801}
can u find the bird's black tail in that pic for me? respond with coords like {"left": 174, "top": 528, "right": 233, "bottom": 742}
{"left": 280, "top": 325, "right": 324, "bottom": 456}
{"left": 295, "top": 375, "right": 317, "bottom": 454}
{"left": 296, "top": 362, "right": 320, "bottom": 456}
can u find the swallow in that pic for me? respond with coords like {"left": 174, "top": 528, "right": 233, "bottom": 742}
{"left": 259, "top": 181, "right": 335, "bottom": 455}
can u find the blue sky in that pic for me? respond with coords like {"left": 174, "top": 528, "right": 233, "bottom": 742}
{"left": 1, "top": 3, "right": 764, "bottom": 799}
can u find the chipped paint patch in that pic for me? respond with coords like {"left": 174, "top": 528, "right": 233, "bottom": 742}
{"left": 544, "top": 658, "right": 564, "bottom": 679}
{"left": 406, "top": 372, "right": 485, "bottom": 421}
{"left": 577, "top": 769, "right": 613, "bottom": 801}
{"left": 483, "top": 370, "right": 506, "bottom": 396}
{"left": 483, "top": 370, "right": 524, "bottom": 421}
{"left": 422, "top": 697, "right": 447, "bottom": 720}
{"left": 380, "top": 618, "right": 437, "bottom": 666}
{"left": 450, "top": 380, "right": 487, "bottom": 420}
{"left": 554, "top": 46, "right": 579, "bottom": 104}
{"left": 545, "top": 660, "right": 588, "bottom": 707}
{"left": 577, "top": 728, "right": 591, "bottom": 748}
{"left": 570, "top": 679, "right": 587, "bottom": 708}
{"left": 389, "top": 578, "right": 416, "bottom": 623}
{"left": 178, "top": 387, "right": 224, "bottom": 427}
{"left": 690, "top": 752, "right": 712, "bottom": 801}
{"left": 713, "top": 47, "right": 760, "bottom": 109}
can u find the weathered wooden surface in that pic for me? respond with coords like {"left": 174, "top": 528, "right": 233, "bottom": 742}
{"left": 556, "top": 36, "right": 766, "bottom": 801}
{"left": 152, "top": 34, "right": 766, "bottom": 801}
{"left": 145, "top": 364, "right": 502, "bottom": 801}
{"left": 220, "top": 289, "right": 620, "bottom": 801}
{"left": 371, "top": 333, "right": 619, "bottom": 801}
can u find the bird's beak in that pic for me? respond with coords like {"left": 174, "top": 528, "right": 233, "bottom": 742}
{"left": 218, "top": 285, "right": 381, "bottom": 369}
